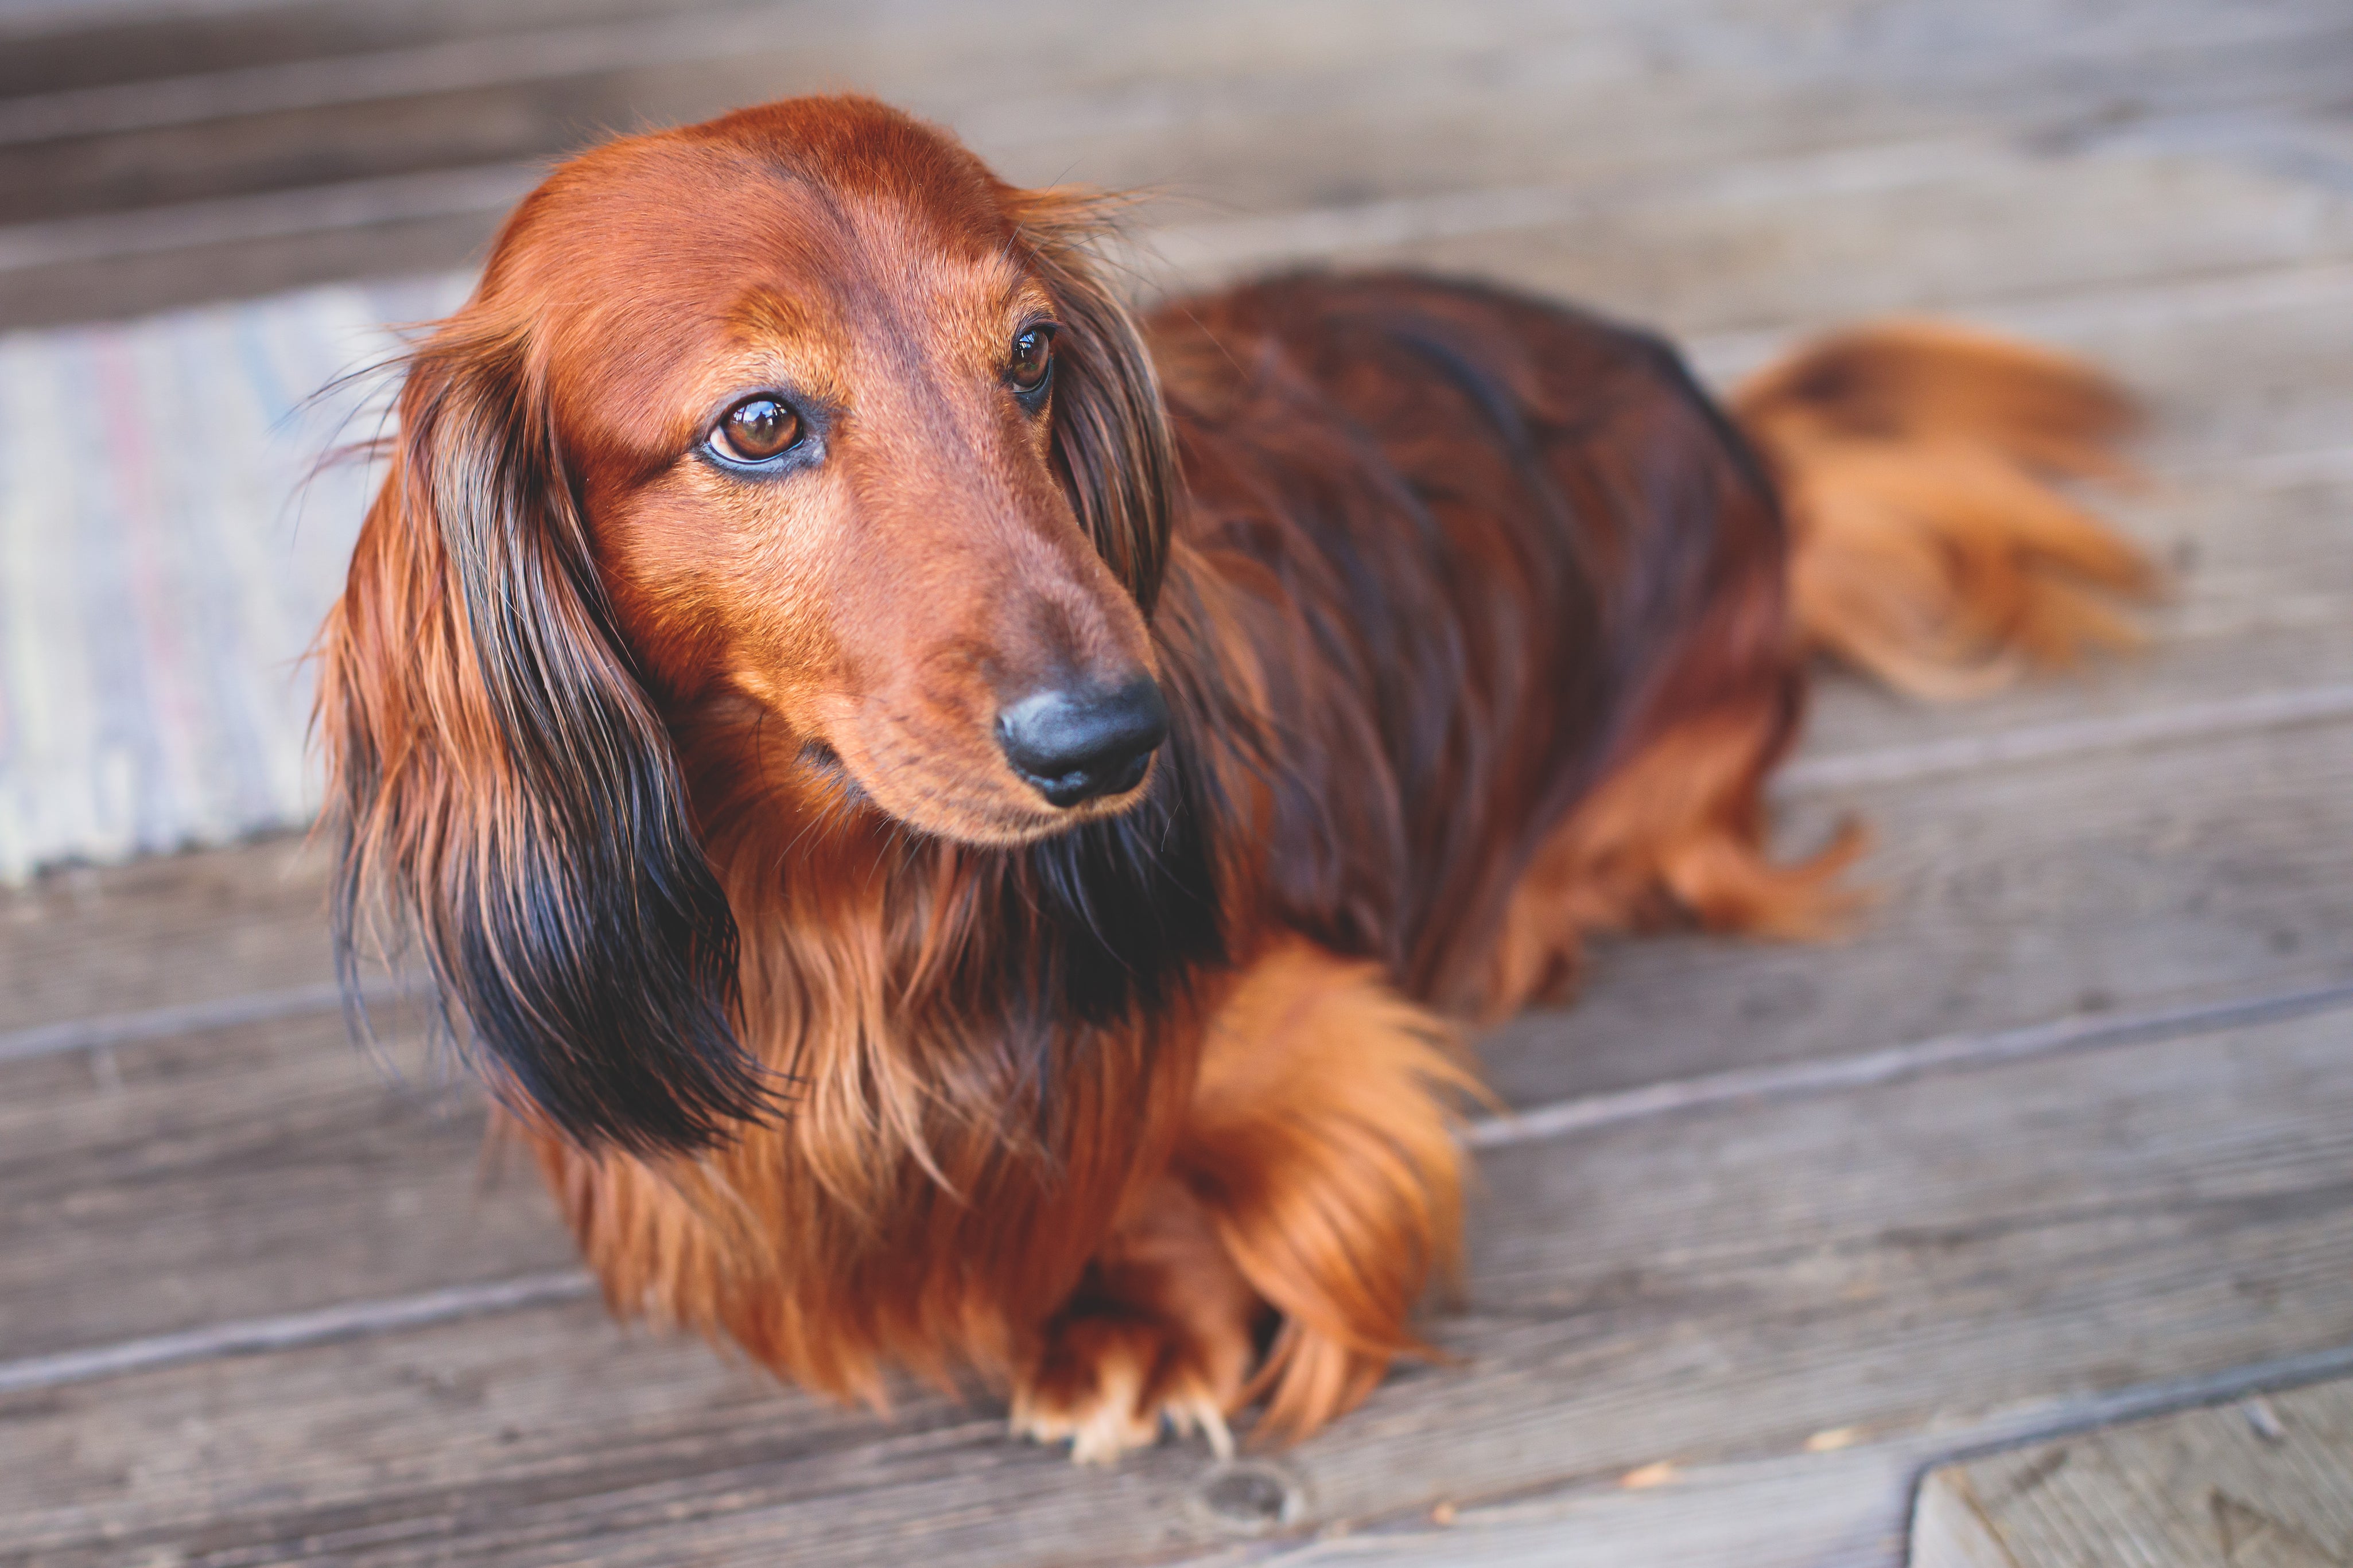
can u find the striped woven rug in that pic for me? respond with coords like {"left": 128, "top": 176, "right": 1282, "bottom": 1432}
{"left": 0, "top": 273, "right": 469, "bottom": 881}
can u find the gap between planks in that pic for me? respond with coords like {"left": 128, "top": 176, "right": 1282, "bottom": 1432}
{"left": 0, "top": 1269, "right": 595, "bottom": 1398}
{"left": 0, "top": 972, "right": 428, "bottom": 1066}
{"left": 6, "top": 976, "right": 2348, "bottom": 1403}
{"left": 1463, "top": 978, "right": 2353, "bottom": 1150}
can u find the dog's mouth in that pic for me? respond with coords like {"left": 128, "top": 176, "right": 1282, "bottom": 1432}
{"left": 974, "top": 772, "right": 1158, "bottom": 845}
{"left": 796, "top": 680, "right": 1167, "bottom": 848}
{"left": 932, "top": 755, "right": 1160, "bottom": 845}
{"left": 833, "top": 738, "right": 1157, "bottom": 847}
{"left": 789, "top": 736, "right": 869, "bottom": 812}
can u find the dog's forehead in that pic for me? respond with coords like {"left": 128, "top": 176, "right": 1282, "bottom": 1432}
{"left": 516, "top": 132, "right": 1039, "bottom": 436}
{"left": 740, "top": 181, "right": 1037, "bottom": 344}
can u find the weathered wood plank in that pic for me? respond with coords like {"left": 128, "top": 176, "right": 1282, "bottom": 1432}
{"left": 1484, "top": 707, "right": 2353, "bottom": 1104}
{"left": 12, "top": 106, "right": 2350, "bottom": 338}
{"left": 0, "top": 205, "right": 506, "bottom": 335}
{"left": 1220, "top": 1446, "right": 1919, "bottom": 1566}
{"left": 972, "top": 14, "right": 2353, "bottom": 220}
{"left": 0, "top": 0, "right": 1652, "bottom": 224}
{"left": 0, "top": 0, "right": 719, "bottom": 100}
{"left": 7, "top": 997, "right": 2350, "bottom": 1565}
{"left": 1913, "top": 1380, "right": 2353, "bottom": 1567}
{"left": 1149, "top": 134, "right": 2353, "bottom": 348}
{"left": 0, "top": 833, "right": 329, "bottom": 1037}
{"left": 4, "top": 705, "right": 2345, "bottom": 1363}
{"left": 1226, "top": 1352, "right": 2353, "bottom": 1565}
{"left": 3, "top": 2, "right": 2348, "bottom": 325}
{"left": 6, "top": 0, "right": 2345, "bottom": 208}
{"left": 9, "top": 0, "right": 2347, "bottom": 227}
{"left": 0, "top": 1007, "right": 575, "bottom": 1365}
{"left": 0, "top": 6, "right": 2342, "bottom": 1565}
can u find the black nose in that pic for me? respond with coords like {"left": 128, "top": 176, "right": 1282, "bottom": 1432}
{"left": 996, "top": 676, "right": 1169, "bottom": 808}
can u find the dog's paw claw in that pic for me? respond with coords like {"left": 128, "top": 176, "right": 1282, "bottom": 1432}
{"left": 1011, "top": 1314, "right": 1239, "bottom": 1465}
{"left": 1162, "top": 1385, "right": 1236, "bottom": 1461}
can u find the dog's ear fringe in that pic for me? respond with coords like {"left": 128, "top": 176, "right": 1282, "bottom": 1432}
{"left": 1003, "top": 186, "right": 1181, "bottom": 616}
{"left": 314, "top": 311, "right": 778, "bottom": 1157}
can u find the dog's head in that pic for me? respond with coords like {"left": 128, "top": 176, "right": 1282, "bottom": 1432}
{"left": 320, "top": 96, "right": 1183, "bottom": 1150}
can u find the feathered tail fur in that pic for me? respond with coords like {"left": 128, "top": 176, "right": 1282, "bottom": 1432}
{"left": 1735, "top": 320, "right": 2156, "bottom": 698}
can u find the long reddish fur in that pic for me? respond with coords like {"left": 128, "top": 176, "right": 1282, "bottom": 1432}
{"left": 317, "top": 95, "right": 2149, "bottom": 1454}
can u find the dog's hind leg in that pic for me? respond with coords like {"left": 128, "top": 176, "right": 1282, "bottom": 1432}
{"left": 1478, "top": 694, "right": 1863, "bottom": 1021}
{"left": 1473, "top": 323, "right": 2150, "bottom": 1014}
{"left": 1010, "top": 937, "right": 1474, "bottom": 1458}
{"left": 1734, "top": 320, "right": 2156, "bottom": 699}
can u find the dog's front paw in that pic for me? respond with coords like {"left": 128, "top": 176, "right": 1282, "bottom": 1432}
{"left": 1011, "top": 1310, "right": 1241, "bottom": 1465}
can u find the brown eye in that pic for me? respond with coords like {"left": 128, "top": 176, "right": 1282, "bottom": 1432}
{"left": 713, "top": 395, "right": 802, "bottom": 463}
{"left": 1008, "top": 325, "right": 1057, "bottom": 395}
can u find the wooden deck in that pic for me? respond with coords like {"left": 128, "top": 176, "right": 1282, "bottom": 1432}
{"left": 4, "top": 0, "right": 2352, "bottom": 1562}
{"left": 1915, "top": 1384, "right": 2353, "bottom": 1566}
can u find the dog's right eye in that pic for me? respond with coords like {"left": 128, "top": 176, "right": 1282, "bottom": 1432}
{"left": 711, "top": 396, "right": 803, "bottom": 464}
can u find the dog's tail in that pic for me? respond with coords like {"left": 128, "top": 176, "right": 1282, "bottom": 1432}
{"left": 1733, "top": 321, "right": 2156, "bottom": 699}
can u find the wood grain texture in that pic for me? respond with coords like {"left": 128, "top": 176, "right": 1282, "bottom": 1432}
{"left": 0, "top": 0, "right": 718, "bottom": 99}
{"left": 7, "top": 1002, "right": 2352, "bottom": 1566}
{"left": 1223, "top": 1352, "right": 2353, "bottom": 1565}
{"left": 0, "top": 3, "right": 2347, "bottom": 1563}
{"left": 0, "top": 833, "right": 329, "bottom": 1036}
{"left": 1158, "top": 133, "right": 2353, "bottom": 345}
{"left": 3, "top": 706, "right": 2343, "bottom": 1364}
{"left": 1914, "top": 1381, "right": 2353, "bottom": 1567}
{"left": 4, "top": 0, "right": 2342, "bottom": 224}
{"left": 0, "top": 1007, "right": 574, "bottom": 1364}
{"left": 1485, "top": 710, "right": 2353, "bottom": 1106}
{"left": 1, "top": 0, "right": 2347, "bottom": 325}
{"left": 1205, "top": 1448, "right": 1921, "bottom": 1566}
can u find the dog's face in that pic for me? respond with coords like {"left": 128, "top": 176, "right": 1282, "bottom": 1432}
{"left": 321, "top": 98, "right": 1187, "bottom": 1150}
{"left": 479, "top": 99, "right": 1171, "bottom": 845}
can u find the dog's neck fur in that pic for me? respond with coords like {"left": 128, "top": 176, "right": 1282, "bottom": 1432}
{"left": 661, "top": 620, "right": 1234, "bottom": 1207}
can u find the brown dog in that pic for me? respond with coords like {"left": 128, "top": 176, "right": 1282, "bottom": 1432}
{"left": 317, "top": 94, "right": 2147, "bottom": 1461}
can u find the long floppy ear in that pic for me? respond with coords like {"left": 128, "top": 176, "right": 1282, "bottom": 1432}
{"left": 1005, "top": 189, "right": 1180, "bottom": 615}
{"left": 314, "top": 311, "right": 771, "bottom": 1154}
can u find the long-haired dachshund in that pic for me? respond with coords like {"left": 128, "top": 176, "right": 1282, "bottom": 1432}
{"left": 318, "top": 95, "right": 2148, "bottom": 1461}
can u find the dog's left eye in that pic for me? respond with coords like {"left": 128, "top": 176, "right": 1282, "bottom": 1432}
{"left": 1007, "top": 325, "right": 1057, "bottom": 395}
{"left": 710, "top": 396, "right": 803, "bottom": 464}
